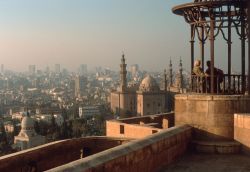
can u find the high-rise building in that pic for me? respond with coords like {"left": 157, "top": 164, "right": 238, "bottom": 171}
{"left": 1, "top": 64, "right": 4, "bottom": 74}
{"left": 75, "top": 75, "right": 87, "bottom": 97}
{"left": 79, "top": 64, "right": 87, "bottom": 76}
{"left": 45, "top": 66, "right": 50, "bottom": 74}
{"left": 55, "top": 64, "right": 60, "bottom": 74}
{"left": 28, "top": 65, "right": 36, "bottom": 76}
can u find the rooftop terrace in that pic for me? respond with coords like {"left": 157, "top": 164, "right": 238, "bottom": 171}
{"left": 163, "top": 153, "right": 250, "bottom": 172}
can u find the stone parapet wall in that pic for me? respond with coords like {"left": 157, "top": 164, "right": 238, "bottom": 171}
{"left": 175, "top": 94, "right": 250, "bottom": 141}
{"left": 0, "top": 137, "right": 131, "bottom": 172}
{"left": 47, "top": 125, "right": 192, "bottom": 172}
{"left": 234, "top": 113, "right": 250, "bottom": 154}
{"left": 106, "top": 113, "right": 174, "bottom": 139}
{"left": 115, "top": 112, "right": 174, "bottom": 126}
{"left": 106, "top": 120, "right": 162, "bottom": 139}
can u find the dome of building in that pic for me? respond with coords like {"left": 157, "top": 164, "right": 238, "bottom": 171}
{"left": 139, "top": 75, "right": 160, "bottom": 92}
{"left": 21, "top": 116, "right": 34, "bottom": 130}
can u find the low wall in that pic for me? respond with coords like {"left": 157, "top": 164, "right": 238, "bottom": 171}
{"left": 234, "top": 113, "right": 250, "bottom": 154}
{"left": 0, "top": 137, "right": 131, "bottom": 172}
{"left": 47, "top": 125, "right": 192, "bottom": 172}
{"left": 106, "top": 113, "right": 174, "bottom": 139}
{"left": 106, "top": 120, "right": 162, "bottom": 139}
{"left": 175, "top": 94, "right": 250, "bottom": 141}
{"left": 116, "top": 112, "right": 174, "bottom": 126}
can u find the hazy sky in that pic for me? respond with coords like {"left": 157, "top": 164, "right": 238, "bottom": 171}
{"left": 0, "top": 0, "right": 246, "bottom": 72}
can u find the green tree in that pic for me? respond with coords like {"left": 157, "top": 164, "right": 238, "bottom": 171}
{"left": 38, "top": 121, "right": 49, "bottom": 136}
{"left": 0, "top": 123, "right": 11, "bottom": 155}
{"left": 59, "top": 120, "right": 69, "bottom": 139}
{"left": 34, "top": 121, "right": 40, "bottom": 134}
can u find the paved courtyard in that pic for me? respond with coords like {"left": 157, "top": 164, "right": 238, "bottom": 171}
{"left": 162, "top": 153, "right": 250, "bottom": 172}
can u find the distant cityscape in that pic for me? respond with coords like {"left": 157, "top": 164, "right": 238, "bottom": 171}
{"left": 0, "top": 1, "right": 250, "bottom": 171}
{"left": 0, "top": 55, "right": 189, "bottom": 155}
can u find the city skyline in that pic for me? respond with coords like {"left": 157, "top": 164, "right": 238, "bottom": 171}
{"left": 0, "top": 0, "right": 246, "bottom": 72}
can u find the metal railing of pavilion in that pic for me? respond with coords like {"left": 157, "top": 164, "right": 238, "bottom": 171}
{"left": 190, "top": 74, "right": 248, "bottom": 94}
{"left": 172, "top": 0, "right": 250, "bottom": 95}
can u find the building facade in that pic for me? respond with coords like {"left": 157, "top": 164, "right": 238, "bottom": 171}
{"left": 75, "top": 75, "right": 87, "bottom": 98}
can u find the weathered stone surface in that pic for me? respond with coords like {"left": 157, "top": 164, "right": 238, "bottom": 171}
{"left": 47, "top": 125, "right": 192, "bottom": 172}
{"left": 0, "top": 137, "right": 131, "bottom": 172}
{"left": 234, "top": 114, "right": 250, "bottom": 155}
{"left": 106, "top": 113, "right": 174, "bottom": 139}
{"left": 175, "top": 94, "right": 250, "bottom": 141}
{"left": 163, "top": 153, "right": 250, "bottom": 172}
{"left": 192, "top": 140, "right": 241, "bottom": 154}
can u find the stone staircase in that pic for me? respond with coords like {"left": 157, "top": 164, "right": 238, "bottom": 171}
{"left": 192, "top": 140, "right": 241, "bottom": 154}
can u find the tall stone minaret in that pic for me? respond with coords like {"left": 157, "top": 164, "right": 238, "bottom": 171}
{"left": 179, "top": 57, "right": 183, "bottom": 91}
{"left": 120, "top": 53, "right": 127, "bottom": 92}
{"left": 163, "top": 69, "right": 168, "bottom": 91}
{"left": 169, "top": 58, "right": 173, "bottom": 87}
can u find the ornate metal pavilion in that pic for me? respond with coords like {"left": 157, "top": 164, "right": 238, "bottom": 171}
{"left": 172, "top": 0, "right": 250, "bottom": 94}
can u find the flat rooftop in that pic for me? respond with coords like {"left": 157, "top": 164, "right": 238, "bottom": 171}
{"left": 162, "top": 153, "right": 250, "bottom": 172}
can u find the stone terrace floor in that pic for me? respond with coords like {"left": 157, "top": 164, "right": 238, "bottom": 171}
{"left": 162, "top": 153, "right": 250, "bottom": 172}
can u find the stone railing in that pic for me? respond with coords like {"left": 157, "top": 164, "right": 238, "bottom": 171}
{"left": 0, "top": 137, "right": 131, "bottom": 172}
{"left": 47, "top": 125, "right": 192, "bottom": 172}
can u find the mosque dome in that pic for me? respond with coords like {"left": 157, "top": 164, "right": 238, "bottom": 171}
{"left": 21, "top": 116, "right": 34, "bottom": 130}
{"left": 139, "top": 75, "right": 160, "bottom": 92}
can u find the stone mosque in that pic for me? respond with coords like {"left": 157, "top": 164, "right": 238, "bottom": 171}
{"left": 14, "top": 115, "right": 45, "bottom": 150}
{"left": 110, "top": 54, "right": 173, "bottom": 117}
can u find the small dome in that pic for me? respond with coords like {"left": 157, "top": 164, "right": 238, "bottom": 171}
{"left": 21, "top": 116, "right": 34, "bottom": 130}
{"left": 139, "top": 75, "right": 160, "bottom": 92}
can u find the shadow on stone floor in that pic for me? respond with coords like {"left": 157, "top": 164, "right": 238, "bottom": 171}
{"left": 160, "top": 153, "right": 250, "bottom": 172}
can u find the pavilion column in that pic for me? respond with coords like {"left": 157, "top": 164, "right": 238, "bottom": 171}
{"left": 200, "top": 26, "right": 205, "bottom": 71}
{"left": 191, "top": 24, "right": 195, "bottom": 72}
{"left": 241, "top": 13, "right": 246, "bottom": 93}
{"left": 210, "top": 20, "right": 215, "bottom": 94}
{"left": 248, "top": 1, "right": 250, "bottom": 94}
{"left": 228, "top": 6, "right": 232, "bottom": 93}
{"left": 190, "top": 25, "right": 195, "bottom": 92}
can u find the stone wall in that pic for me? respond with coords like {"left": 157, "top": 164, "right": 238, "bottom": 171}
{"left": 106, "top": 113, "right": 174, "bottom": 139}
{"left": 47, "top": 125, "right": 192, "bottom": 172}
{"left": 175, "top": 94, "right": 250, "bottom": 141}
{"left": 0, "top": 137, "right": 131, "bottom": 172}
{"left": 234, "top": 113, "right": 250, "bottom": 154}
{"left": 106, "top": 120, "right": 162, "bottom": 139}
{"left": 112, "top": 112, "right": 174, "bottom": 126}
{"left": 110, "top": 91, "right": 137, "bottom": 118}
{"left": 137, "top": 93, "right": 166, "bottom": 116}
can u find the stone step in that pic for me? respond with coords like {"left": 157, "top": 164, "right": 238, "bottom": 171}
{"left": 192, "top": 140, "right": 241, "bottom": 154}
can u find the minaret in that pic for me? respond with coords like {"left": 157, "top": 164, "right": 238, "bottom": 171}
{"left": 163, "top": 69, "right": 168, "bottom": 91}
{"left": 120, "top": 53, "right": 127, "bottom": 92}
{"left": 179, "top": 57, "right": 183, "bottom": 92}
{"left": 169, "top": 58, "right": 173, "bottom": 87}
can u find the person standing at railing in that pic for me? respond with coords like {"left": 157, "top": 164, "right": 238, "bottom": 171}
{"left": 193, "top": 60, "right": 205, "bottom": 77}
{"left": 192, "top": 60, "right": 206, "bottom": 92}
{"left": 205, "top": 60, "right": 224, "bottom": 93}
